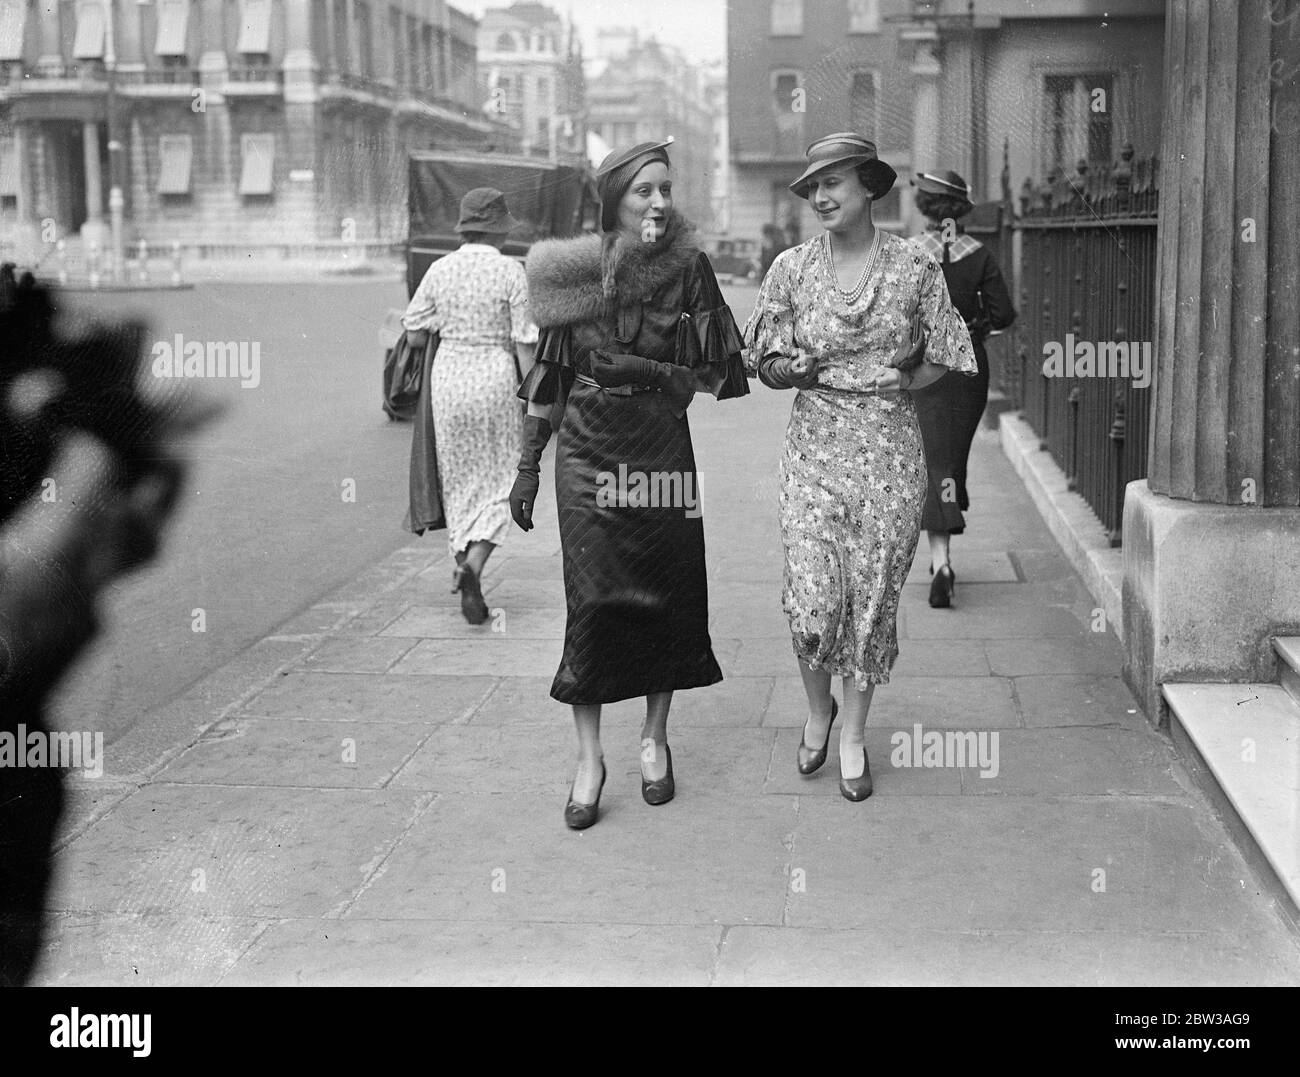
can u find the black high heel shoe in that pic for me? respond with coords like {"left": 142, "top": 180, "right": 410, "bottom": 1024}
{"left": 564, "top": 759, "right": 606, "bottom": 830}
{"left": 797, "top": 698, "right": 839, "bottom": 776}
{"left": 929, "top": 565, "right": 955, "bottom": 609}
{"left": 641, "top": 742, "right": 675, "bottom": 806}
{"left": 455, "top": 563, "right": 490, "bottom": 625}
{"left": 839, "top": 748, "right": 874, "bottom": 801}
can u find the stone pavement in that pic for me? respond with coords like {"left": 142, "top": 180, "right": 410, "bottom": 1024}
{"left": 32, "top": 385, "right": 1300, "bottom": 986}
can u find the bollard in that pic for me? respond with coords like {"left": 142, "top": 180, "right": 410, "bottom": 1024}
{"left": 137, "top": 238, "right": 149, "bottom": 284}
{"left": 88, "top": 243, "right": 101, "bottom": 289}
{"left": 170, "top": 240, "right": 182, "bottom": 287}
{"left": 56, "top": 239, "right": 67, "bottom": 286}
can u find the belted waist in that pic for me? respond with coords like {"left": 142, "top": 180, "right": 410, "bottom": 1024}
{"left": 575, "top": 372, "right": 657, "bottom": 395}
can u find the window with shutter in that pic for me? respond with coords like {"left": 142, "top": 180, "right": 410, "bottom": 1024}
{"left": 236, "top": 0, "right": 271, "bottom": 55}
{"left": 847, "top": 0, "right": 879, "bottom": 34}
{"left": 239, "top": 132, "right": 275, "bottom": 195}
{"left": 157, "top": 134, "right": 193, "bottom": 194}
{"left": 155, "top": 0, "right": 190, "bottom": 57}
{"left": 0, "top": 136, "right": 18, "bottom": 198}
{"left": 72, "top": 0, "right": 106, "bottom": 60}
{"left": 770, "top": 0, "right": 802, "bottom": 36}
{"left": 0, "top": 0, "right": 27, "bottom": 63}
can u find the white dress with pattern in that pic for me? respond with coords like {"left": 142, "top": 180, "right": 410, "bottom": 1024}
{"left": 403, "top": 244, "right": 539, "bottom": 555}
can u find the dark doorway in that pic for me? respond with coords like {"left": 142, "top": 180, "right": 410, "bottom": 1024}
{"left": 45, "top": 121, "right": 107, "bottom": 236}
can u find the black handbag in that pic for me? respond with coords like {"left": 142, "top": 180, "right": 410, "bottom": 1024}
{"left": 382, "top": 330, "right": 435, "bottom": 421}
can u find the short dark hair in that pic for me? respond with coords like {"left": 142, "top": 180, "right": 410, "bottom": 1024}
{"left": 459, "top": 231, "right": 492, "bottom": 245}
{"left": 914, "top": 189, "right": 973, "bottom": 222}
{"left": 853, "top": 163, "right": 892, "bottom": 200}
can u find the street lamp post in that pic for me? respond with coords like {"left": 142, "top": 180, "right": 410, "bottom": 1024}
{"left": 104, "top": 0, "right": 125, "bottom": 282}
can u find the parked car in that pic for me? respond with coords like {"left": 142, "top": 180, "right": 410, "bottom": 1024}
{"left": 700, "top": 235, "right": 761, "bottom": 284}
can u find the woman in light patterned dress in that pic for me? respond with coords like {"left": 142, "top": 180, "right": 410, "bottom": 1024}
{"left": 743, "top": 134, "right": 977, "bottom": 801}
{"left": 403, "top": 188, "right": 538, "bottom": 624}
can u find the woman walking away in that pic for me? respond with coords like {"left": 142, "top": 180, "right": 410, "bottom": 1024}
{"left": 403, "top": 187, "right": 538, "bottom": 624}
{"left": 511, "top": 138, "right": 749, "bottom": 829}
{"left": 744, "top": 133, "right": 977, "bottom": 801}
{"left": 908, "top": 170, "right": 1016, "bottom": 608}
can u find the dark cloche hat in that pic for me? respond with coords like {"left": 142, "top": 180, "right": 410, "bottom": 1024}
{"left": 596, "top": 137, "right": 674, "bottom": 233}
{"left": 789, "top": 132, "right": 897, "bottom": 200}
{"left": 454, "top": 187, "right": 520, "bottom": 234}
{"left": 911, "top": 169, "right": 973, "bottom": 208}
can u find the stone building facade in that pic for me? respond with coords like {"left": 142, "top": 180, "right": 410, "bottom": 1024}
{"left": 0, "top": 0, "right": 513, "bottom": 258}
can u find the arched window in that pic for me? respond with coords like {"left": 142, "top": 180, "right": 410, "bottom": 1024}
{"left": 496, "top": 31, "right": 516, "bottom": 51}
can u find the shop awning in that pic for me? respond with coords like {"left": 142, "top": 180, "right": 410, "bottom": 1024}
{"left": 239, "top": 132, "right": 275, "bottom": 195}
{"left": 155, "top": 0, "right": 190, "bottom": 57}
{"left": 157, "top": 134, "right": 193, "bottom": 194}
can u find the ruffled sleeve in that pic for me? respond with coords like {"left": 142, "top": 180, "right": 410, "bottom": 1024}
{"left": 516, "top": 323, "right": 579, "bottom": 405}
{"left": 686, "top": 252, "right": 750, "bottom": 400}
{"left": 917, "top": 254, "right": 978, "bottom": 376}
{"left": 742, "top": 249, "right": 795, "bottom": 375}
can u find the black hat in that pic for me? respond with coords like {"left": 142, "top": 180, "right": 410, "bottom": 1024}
{"left": 596, "top": 138, "right": 674, "bottom": 233}
{"left": 912, "top": 169, "right": 973, "bottom": 208}
{"left": 789, "top": 132, "right": 897, "bottom": 200}
{"left": 454, "top": 187, "right": 520, "bottom": 234}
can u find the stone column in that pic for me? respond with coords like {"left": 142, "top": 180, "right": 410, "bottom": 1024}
{"left": 36, "top": 0, "right": 62, "bottom": 70}
{"left": 1123, "top": 0, "right": 1300, "bottom": 719}
{"left": 81, "top": 120, "right": 104, "bottom": 235}
{"left": 282, "top": 0, "right": 319, "bottom": 240}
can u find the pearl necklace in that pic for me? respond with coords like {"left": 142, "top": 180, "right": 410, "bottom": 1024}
{"left": 824, "top": 228, "right": 884, "bottom": 304}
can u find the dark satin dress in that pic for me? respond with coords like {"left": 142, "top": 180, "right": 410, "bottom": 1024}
{"left": 911, "top": 233, "right": 1016, "bottom": 533}
{"left": 518, "top": 251, "right": 748, "bottom": 704}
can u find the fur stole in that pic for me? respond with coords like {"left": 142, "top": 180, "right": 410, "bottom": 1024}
{"left": 525, "top": 212, "right": 699, "bottom": 330}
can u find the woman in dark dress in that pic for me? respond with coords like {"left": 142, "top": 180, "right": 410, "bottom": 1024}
{"left": 509, "top": 139, "right": 749, "bottom": 829}
{"left": 908, "top": 170, "right": 1016, "bottom": 608}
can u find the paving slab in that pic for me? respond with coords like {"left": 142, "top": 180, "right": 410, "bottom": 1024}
{"left": 986, "top": 636, "right": 1124, "bottom": 677}
{"left": 889, "top": 640, "right": 993, "bottom": 679}
{"left": 33, "top": 913, "right": 269, "bottom": 987}
{"left": 156, "top": 717, "right": 431, "bottom": 788}
{"left": 905, "top": 549, "right": 1019, "bottom": 585}
{"left": 783, "top": 797, "right": 1287, "bottom": 936}
{"left": 296, "top": 637, "right": 420, "bottom": 673}
{"left": 239, "top": 671, "right": 494, "bottom": 723}
{"left": 222, "top": 919, "right": 721, "bottom": 986}
{"left": 391, "top": 638, "right": 564, "bottom": 677}
{"left": 380, "top": 606, "right": 566, "bottom": 639}
{"left": 51, "top": 784, "right": 434, "bottom": 918}
{"left": 954, "top": 727, "right": 1185, "bottom": 795}
{"left": 344, "top": 790, "right": 795, "bottom": 926}
{"left": 713, "top": 926, "right": 1300, "bottom": 987}
{"left": 901, "top": 598, "right": 1088, "bottom": 640}
{"left": 1013, "top": 675, "right": 1144, "bottom": 729}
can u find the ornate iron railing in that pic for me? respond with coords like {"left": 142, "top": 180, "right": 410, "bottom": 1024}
{"left": 1006, "top": 144, "right": 1159, "bottom": 545}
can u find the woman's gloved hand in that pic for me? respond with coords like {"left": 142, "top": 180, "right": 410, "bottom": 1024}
{"left": 589, "top": 351, "right": 696, "bottom": 418}
{"left": 510, "top": 415, "right": 552, "bottom": 531}
{"left": 758, "top": 351, "right": 819, "bottom": 390}
{"left": 405, "top": 328, "right": 431, "bottom": 350}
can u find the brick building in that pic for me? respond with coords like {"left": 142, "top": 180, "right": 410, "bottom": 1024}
{"left": 0, "top": 0, "right": 514, "bottom": 261}
{"left": 727, "top": 0, "right": 915, "bottom": 247}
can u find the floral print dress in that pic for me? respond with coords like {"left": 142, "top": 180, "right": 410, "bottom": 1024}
{"left": 403, "top": 244, "right": 538, "bottom": 556}
{"left": 743, "top": 230, "right": 976, "bottom": 687}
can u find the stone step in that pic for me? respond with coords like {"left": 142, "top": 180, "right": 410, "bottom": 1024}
{"left": 1273, "top": 637, "right": 1300, "bottom": 706}
{"left": 1164, "top": 681, "right": 1300, "bottom": 927}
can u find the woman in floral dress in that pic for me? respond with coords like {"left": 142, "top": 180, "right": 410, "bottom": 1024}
{"left": 403, "top": 188, "right": 537, "bottom": 624}
{"left": 743, "top": 134, "right": 976, "bottom": 800}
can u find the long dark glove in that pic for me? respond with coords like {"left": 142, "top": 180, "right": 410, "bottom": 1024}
{"left": 589, "top": 351, "right": 695, "bottom": 417}
{"left": 757, "top": 353, "right": 819, "bottom": 390}
{"left": 510, "top": 414, "right": 552, "bottom": 531}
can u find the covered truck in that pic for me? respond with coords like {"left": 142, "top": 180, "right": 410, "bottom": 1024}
{"left": 382, "top": 150, "right": 598, "bottom": 419}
